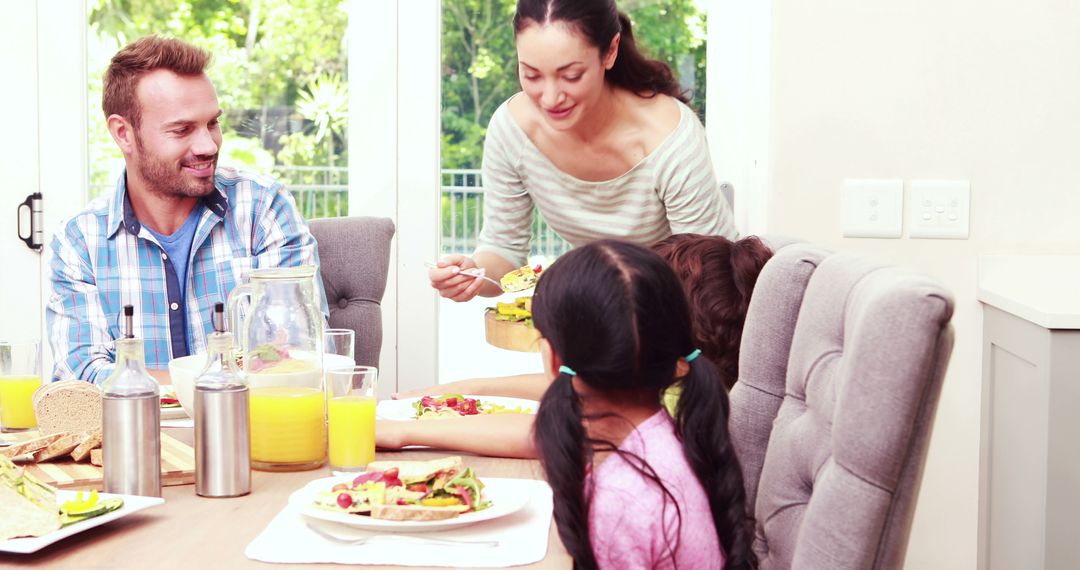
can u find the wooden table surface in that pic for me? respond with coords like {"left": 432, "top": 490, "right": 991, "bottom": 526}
{"left": 1, "top": 428, "right": 570, "bottom": 570}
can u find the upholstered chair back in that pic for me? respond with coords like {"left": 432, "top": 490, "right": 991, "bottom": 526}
{"left": 738, "top": 250, "right": 954, "bottom": 569}
{"left": 730, "top": 241, "right": 830, "bottom": 509}
{"left": 309, "top": 217, "right": 395, "bottom": 368}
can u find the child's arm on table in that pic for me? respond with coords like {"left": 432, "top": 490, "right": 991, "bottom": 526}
{"left": 392, "top": 373, "right": 551, "bottom": 401}
{"left": 376, "top": 413, "right": 537, "bottom": 459}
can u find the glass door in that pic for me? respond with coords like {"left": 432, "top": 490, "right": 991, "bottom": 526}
{"left": 1, "top": 1, "right": 87, "bottom": 375}
{"left": 87, "top": 0, "right": 352, "bottom": 218}
{"left": 436, "top": 0, "right": 713, "bottom": 384}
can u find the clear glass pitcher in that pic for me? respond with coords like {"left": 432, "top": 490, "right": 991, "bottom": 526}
{"left": 227, "top": 266, "right": 325, "bottom": 471}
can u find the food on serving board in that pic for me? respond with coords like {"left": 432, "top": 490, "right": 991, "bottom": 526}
{"left": 1, "top": 455, "right": 125, "bottom": 540}
{"left": 500, "top": 264, "right": 543, "bottom": 293}
{"left": 312, "top": 456, "right": 491, "bottom": 520}
{"left": 32, "top": 380, "right": 101, "bottom": 435}
{"left": 412, "top": 394, "right": 533, "bottom": 420}
{"left": 1, "top": 428, "right": 102, "bottom": 464}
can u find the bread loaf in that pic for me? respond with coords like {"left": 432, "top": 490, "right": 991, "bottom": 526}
{"left": 33, "top": 380, "right": 102, "bottom": 435}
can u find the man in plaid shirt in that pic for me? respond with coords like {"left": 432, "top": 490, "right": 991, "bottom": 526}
{"left": 47, "top": 36, "right": 327, "bottom": 384}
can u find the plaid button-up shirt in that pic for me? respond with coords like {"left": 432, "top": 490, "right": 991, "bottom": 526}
{"left": 47, "top": 166, "right": 328, "bottom": 383}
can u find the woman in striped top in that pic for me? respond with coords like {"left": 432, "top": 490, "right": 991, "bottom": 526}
{"left": 429, "top": 0, "right": 737, "bottom": 302}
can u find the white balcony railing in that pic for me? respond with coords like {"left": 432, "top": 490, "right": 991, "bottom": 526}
{"left": 90, "top": 166, "right": 572, "bottom": 258}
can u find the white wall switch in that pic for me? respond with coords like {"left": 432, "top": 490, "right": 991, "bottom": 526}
{"left": 842, "top": 179, "right": 903, "bottom": 238}
{"left": 908, "top": 180, "right": 970, "bottom": 239}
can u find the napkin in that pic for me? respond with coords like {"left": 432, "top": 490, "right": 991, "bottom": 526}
{"left": 245, "top": 478, "right": 553, "bottom": 567}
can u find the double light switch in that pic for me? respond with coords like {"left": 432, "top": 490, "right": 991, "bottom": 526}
{"left": 842, "top": 179, "right": 970, "bottom": 239}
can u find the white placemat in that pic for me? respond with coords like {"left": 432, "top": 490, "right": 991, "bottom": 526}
{"left": 245, "top": 478, "right": 553, "bottom": 567}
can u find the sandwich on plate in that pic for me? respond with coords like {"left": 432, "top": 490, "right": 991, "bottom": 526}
{"left": 0, "top": 455, "right": 61, "bottom": 540}
{"left": 312, "top": 455, "right": 490, "bottom": 521}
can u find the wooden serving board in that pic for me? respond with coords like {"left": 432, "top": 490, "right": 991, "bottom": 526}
{"left": 484, "top": 310, "right": 541, "bottom": 352}
{"left": 0, "top": 430, "right": 195, "bottom": 490}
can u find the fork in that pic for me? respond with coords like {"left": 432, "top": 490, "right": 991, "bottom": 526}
{"left": 305, "top": 521, "right": 500, "bottom": 548}
{"left": 425, "top": 262, "right": 504, "bottom": 291}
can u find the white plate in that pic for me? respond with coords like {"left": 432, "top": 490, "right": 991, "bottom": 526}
{"left": 292, "top": 476, "right": 533, "bottom": 533}
{"left": 376, "top": 395, "right": 538, "bottom": 422}
{"left": 160, "top": 406, "right": 188, "bottom": 420}
{"left": 0, "top": 491, "right": 165, "bottom": 554}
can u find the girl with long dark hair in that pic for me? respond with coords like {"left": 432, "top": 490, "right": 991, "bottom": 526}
{"left": 429, "top": 0, "right": 736, "bottom": 302}
{"left": 383, "top": 235, "right": 773, "bottom": 461}
{"left": 531, "top": 240, "right": 755, "bottom": 569}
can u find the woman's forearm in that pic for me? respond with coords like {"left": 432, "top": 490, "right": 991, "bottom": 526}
{"left": 395, "top": 373, "right": 552, "bottom": 400}
{"left": 376, "top": 414, "right": 537, "bottom": 459}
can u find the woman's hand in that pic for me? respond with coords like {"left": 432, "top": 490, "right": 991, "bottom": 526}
{"left": 428, "top": 255, "right": 486, "bottom": 302}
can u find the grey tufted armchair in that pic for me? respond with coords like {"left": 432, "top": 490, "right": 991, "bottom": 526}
{"left": 309, "top": 216, "right": 395, "bottom": 369}
{"left": 731, "top": 247, "right": 955, "bottom": 570}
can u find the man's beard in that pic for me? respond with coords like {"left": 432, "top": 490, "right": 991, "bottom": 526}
{"left": 133, "top": 134, "right": 217, "bottom": 199}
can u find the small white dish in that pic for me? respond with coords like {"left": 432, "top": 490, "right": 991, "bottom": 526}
{"left": 376, "top": 395, "right": 538, "bottom": 422}
{"left": 0, "top": 491, "right": 165, "bottom": 554}
{"left": 291, "top": 476, "right": 533, "bottom": 533}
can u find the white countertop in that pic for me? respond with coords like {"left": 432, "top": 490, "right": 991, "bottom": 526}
{"left": 977, "top": 254, "right": 1080, "bottom": 329}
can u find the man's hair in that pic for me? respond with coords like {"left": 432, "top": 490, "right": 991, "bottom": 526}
{"left": 102, "top": 35, "right": 210, "bottom": 128}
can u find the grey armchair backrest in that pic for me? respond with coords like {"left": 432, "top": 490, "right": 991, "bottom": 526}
{"left": 730, "top": 240, "right": 830, "bottom": 510}
{"left": 742, "top": 250, "right": 955, "bottom": 570}
{"left": 309, "top": 217, "right": 395, "bottom": 368}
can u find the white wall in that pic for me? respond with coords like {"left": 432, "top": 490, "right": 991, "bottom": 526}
{"left": 768, "top": 2, "right": 1080, "bottom": 568}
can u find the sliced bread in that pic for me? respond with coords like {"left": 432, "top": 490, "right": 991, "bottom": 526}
{"left": 69, "top": 427, "right": 103, "bottom": 462}
{"left": 31, "top": 431, "right": 85, "bottom": 462}
{"left": 89, "top": 448, "right": 103, "bottom": 467}
{"left": 0, "top": 432, "right": 66, "bottom": 460}
{"left": 33, "top": 380, "right": 102, "bottom": 435}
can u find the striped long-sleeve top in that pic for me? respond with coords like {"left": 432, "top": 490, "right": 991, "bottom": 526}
{"left": 476, "top": 98, "right": 737, "bottom": 268}
{"left": 46, "top": 167, "right": 327, "bottom": 383}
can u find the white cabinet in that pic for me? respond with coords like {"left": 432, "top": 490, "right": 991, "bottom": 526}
{"left": 978, "top": 255, "right": 1080, "bottom": 570}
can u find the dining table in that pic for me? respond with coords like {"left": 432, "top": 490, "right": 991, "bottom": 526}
{"left": 1, "top": 427, "right": 570, "bottom": 570}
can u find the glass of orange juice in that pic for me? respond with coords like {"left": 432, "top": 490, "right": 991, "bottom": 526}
{"left": 0, "top": 341, "right": 42, "bottom": 433}
{"left": 326, "top": 365, "right": 377, "bottom": 472}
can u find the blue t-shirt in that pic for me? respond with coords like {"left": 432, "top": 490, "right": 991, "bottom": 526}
{"left": 145, "top": 204, "right": 203, "bottom": 307}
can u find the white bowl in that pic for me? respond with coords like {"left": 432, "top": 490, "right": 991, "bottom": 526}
{"left": 168, "top": 353, "right": 355, "bottom": 419}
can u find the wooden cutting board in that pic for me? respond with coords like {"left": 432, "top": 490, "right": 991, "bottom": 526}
{"left": 0, "top": 430, "right": 195, "bottom": 490}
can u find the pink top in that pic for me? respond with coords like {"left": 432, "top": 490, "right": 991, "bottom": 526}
{"left": 589, "top": 410, "right": 725, "bottom": 569}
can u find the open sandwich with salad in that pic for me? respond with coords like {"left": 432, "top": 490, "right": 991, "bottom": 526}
{"left": 1, "top": 455, "right": 123, "bottom": 540}
{"left": 312, "top": 456, "right": 490, "bottom": 521}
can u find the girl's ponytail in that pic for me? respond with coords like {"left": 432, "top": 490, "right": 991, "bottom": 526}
{"left": 677, "top": 357, "right": 757, "bottom": 570}
{"left": 534, "top": 372, "right": 598, "bottom": 570}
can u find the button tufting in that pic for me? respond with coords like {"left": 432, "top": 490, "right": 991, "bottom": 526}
{"left": 337, "top": 298, "right": 349, "bottom": 309}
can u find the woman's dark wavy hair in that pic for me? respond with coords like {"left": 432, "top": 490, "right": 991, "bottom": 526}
{"left": 514, "top": 0, "right": 688, "bottom": 102}
{"left": 652, "top": 234, "right": 774, "bottom": 390}
{"left": 531, "top": 240, "right": 756, "bottom": 570}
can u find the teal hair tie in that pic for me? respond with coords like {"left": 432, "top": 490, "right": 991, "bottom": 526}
{"left": 559, "top": 365, "right": 577, "bottom": 377}
{"left": 685, "top": 348, "right": 702, "bottom": 363}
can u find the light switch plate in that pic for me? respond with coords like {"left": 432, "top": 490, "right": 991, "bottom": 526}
{"left": 842, "top": 179, "right": 903, "bottom": 238}
{"left": 908, "top": 180, "right": 970, "bottom": 239}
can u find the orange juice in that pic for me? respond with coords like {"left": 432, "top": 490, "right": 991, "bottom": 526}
{"left": 249, "top": 386, "right": 326, "bottom": 470}
{"left": 0, "top": 375, "right": 40, "bottom": 430}
{"left": 328, "top": 396, "right": 376, "bottom": 469}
